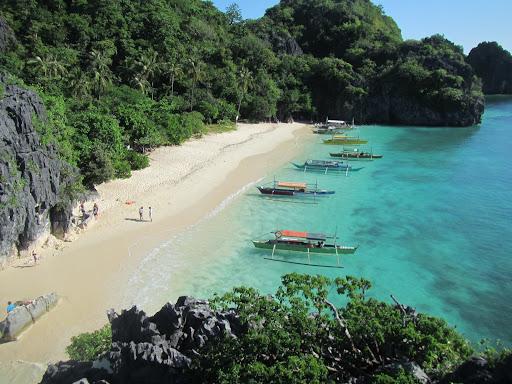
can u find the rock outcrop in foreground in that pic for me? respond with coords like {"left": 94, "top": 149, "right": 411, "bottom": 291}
{"left": 41, "top": 296, "right": 243, "bottom": 384}
{"left": 40, "top": 297, "right": 512, "bottom": 384}
{"left": 0, "top": 76, "right": 75, "bottom": 264}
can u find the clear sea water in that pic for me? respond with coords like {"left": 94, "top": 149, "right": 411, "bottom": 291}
{"left": 125, "top": 97, "right": 512, "bottom": 346}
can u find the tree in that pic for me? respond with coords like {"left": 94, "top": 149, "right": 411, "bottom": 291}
{"left": 88, "top": 48, "right": 115, "bottom": 98}
{"left": 225, "top": 3, "right": 243, "bottom": 25}
{"left": 27, "top": 53, "right": 67, "bottom": 81}
{"left": 236, "top": 66, "right": 252, "bottom": 122}
{"left": 188, "top": 58, "right": 205, "bottom": 111}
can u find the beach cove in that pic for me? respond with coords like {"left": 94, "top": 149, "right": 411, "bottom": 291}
{"left": 123, "top": 97, "right": 512, "bottom": 347}
{"left": 1, "top": 98, "right": 511, "bottom": 383}
{"left": 0, "top": 122, "right": 312, "bottom": 382}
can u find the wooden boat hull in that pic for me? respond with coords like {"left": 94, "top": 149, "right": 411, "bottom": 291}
{"left": 323, "top": 139, "right": 368, "bottom": 145}
{"left": 292, "top": 163, "right": 363, "bottom": 172}
{"left": 330, "top": 153, "right": 382, "bottom": 159}
{"left": 253, "top": 240, "right": 357, "bottom": 254}
{"left": 257, "top": 187, "right": 335, "bottom": 196}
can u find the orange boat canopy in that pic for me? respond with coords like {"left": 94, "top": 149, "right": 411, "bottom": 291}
{"left": 277, "top": 182, "right": 307, "bottom": 189}
{"left": 276, "top": 230, "right": 328, "bottom": 241}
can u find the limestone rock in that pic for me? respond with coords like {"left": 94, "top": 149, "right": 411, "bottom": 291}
{"left": 41, "top": 296, "right": 243, "bottom": 383}
{"left": 0, "top": 75, "right": 76, "bottom": 262}
{"left": 0, "top": 292, "right": 59, "bottom": 341}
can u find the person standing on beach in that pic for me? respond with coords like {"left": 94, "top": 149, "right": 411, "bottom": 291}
{"left": 93, "top": 203, "right": 99, "bottom": 219}
{"left": 139, "top": 206, "right": 144, "bottom": 221}
{"left": 148, "top": 206, "right": 152, "bottom": 222}
{"left": 32, "top": 250, "right": 38, "bottom": 264}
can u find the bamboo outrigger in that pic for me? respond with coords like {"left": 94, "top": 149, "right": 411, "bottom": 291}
{"left": 253, "top": 229, "right": 357, "bottom": 268}
{"left": 292, "top": 159, "right": 363, "bottom": 174}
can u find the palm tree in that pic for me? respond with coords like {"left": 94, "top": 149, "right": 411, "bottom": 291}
{"left": 236, "top": 66, "right": 252, "bottom": 123}
{"left": 130, "top": 50, "right": 159, "bottom": 98}
{"left": 27, "top": 54, "right": 67, "bottom": 81}
{"left": 70, "top": 71, "right": 93, "bottom": 99}
{"left": 88, "top": 49, "right": 115, "bottom": 98}
{"left": 132, "top": 75, "right": 151, "bottom": 96}
{"left": 188, "top": 58, "right": 205, "bottom": 111}
{"left": 159, "top": 59, "right": 183, "bottom": 98}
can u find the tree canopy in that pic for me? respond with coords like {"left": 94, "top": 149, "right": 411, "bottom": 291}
{"left": 0, "top": 0, "right": 484, "bottom": 187}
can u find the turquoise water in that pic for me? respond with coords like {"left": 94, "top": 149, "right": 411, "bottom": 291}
{"left": 126, "top": 97, "right": 512, "bottom": 345}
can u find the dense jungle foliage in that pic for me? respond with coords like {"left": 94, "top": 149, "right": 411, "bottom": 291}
{"left": 67, "top": 273, "right": 511, "bottom": 383}
{"left": 467, "top": 42, "right": 512, "bottom": 94}
{"left": 0, "top": 0, "right": 484, "bottom": 188}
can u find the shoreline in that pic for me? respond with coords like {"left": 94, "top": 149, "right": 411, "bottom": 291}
{"left": 0, "top": 122, "right": 312, "bottom": 382}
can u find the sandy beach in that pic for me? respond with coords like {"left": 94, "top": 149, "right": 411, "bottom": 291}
{"left": 0, "top": 122, "right": 311, "bottom": 382}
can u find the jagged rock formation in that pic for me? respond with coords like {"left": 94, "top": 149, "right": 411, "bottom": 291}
{"left": 0, "top": 292, "right": 59, "bottom": 341}
{"left": 0, "top": 76, "right": 75, "bottom": 264}
{"left": 467, "top": 42, "right": 512, "bottom": 94}
{"left": 40, "top": 296, "right": 243, "bottom": 384}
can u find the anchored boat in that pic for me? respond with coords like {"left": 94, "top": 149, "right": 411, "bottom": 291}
{"left": 292, "top": 159, "right": 363, "bottom": 173}
{"left": 330, "top": 148, "right": 382, "bottom": 160}
{"left": 253, "top": 229, "right": 357, "bottom": 268}
{"left": 323, "top": 135, "right": 368, "bottom": 145}
{"left": 257, "top": 180, "right": 335, "bottom": 196}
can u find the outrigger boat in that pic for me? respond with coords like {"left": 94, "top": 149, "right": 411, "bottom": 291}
{"left": 313, "top": 119, "right": 354, "bottom": 134}
{"left": 253, "top": 229, "right": 357, "bottom": 268}
{"left": 330, "top": 148, "right": 382, "bottom": 160}
{"left": 257, "top": 180, "right": 335, "bottom": 196}
{"left": 292, "top": 159, "right": 363, "bottom": 173}
{"left": 323, "top": 135, "right": 368, "bottom": 145}
{"left": 312, "top": 125, "right": 341, "bottom": 135}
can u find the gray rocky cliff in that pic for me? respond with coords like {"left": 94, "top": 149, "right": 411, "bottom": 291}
{"left": 0, "top": 76, "right": 75, "bottom": 263}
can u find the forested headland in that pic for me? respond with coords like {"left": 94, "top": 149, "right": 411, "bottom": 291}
{"left": 467, "top": 42, "right": 512, "bottom": 95}
{"left": 0, "top": 0, "right": 486, "bottom": 188}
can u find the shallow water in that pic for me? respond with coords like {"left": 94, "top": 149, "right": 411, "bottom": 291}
{"left": 126, "top": 97, "right": 512, "bottom": 345}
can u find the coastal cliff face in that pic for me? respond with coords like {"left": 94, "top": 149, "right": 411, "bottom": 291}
{"left": 0, "top": 76, "right": 74, "bottom": 263}
{"left": 467, "top": 42, "right": 512, "bottom": 94}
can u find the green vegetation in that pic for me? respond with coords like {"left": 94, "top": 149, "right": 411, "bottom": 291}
{"left": 0, "top": 0, "right": 483, "bottom": 188}
{"left": 69, "top": 274, "right": 492, "bottom": 382}
{"left": 467, "top": 42, "right": 512, "bottom": 94}
{"left": 66, "top": 324, "right": 112, "bottom": 361}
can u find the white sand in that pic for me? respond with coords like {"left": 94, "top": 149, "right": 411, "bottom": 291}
{"left": 0, "top": 122, "right": 311, "bottom": 382}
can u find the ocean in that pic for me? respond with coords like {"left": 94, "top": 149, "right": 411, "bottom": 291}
{"left": 125, "top": 96, "right": 512, "bottom": 346}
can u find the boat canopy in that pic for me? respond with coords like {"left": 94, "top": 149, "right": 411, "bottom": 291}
{"left": 277, "top": 181, "right": 307, "bottom": 189}
{"left": 327, "top": 119, "right": 346, "bottom": 124}
{"left": 277, "top": 230, "right": 328, "bottom": 241}
{"left": 306, "top": 159, "right": 340, "bottom": 166}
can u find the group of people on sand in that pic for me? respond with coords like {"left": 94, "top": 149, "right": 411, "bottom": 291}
{"left": 79, "top": 201, "right": 99, "bottom": 220}
{"left": 138, "top": 206, "right": 153, "bottom": 222}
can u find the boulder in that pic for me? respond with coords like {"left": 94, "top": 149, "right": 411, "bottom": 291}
{"left": 0, "top": 292, "right": 58, "bottom": 341}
